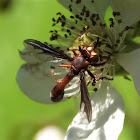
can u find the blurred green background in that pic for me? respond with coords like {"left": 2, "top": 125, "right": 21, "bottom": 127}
{"left": 0, "top": 0, "right": 139, "bottom": 140}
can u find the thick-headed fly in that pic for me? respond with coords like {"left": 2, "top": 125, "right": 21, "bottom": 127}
{"left": 23, "top": 38, "right": 106, "bottom": 123}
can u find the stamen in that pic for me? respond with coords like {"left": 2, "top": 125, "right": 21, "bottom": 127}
{"left": 76, "top": 0, "right": 82, "bottom": 4}
{"left": 93, "top": 88, "right": 98, "bottom": 92}
{"left": 113, "top": 11, "right": 120, "bottom": 17}
{"left": 64, "top": 88, "right": 80, "bottom": 97}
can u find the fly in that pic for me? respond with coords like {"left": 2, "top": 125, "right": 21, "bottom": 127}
{"left": 23, "top": 38, "right": 107, "bottom": 123}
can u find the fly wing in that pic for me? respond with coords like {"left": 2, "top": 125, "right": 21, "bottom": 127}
{"left": 23, "top": 39, "right": 73, "bottom": 62}
{"left": 80, "top": 71, "right": 92, "bottom": 122}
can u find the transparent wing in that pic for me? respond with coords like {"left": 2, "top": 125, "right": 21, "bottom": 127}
{"left": 23, "top": 39, "right": 73, "bottom": 62}
{"left": 73, "top": 71, "right": 94, "bottom": 122}
{"left": 80, "top": 71, "right": 92, "bottom": 122}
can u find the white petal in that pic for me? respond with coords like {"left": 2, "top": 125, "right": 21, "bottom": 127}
{"left": 116, "top": 48, "right": 140, "bottom": 96}
{"left": 19, "top": 49, "right": 42, "bottom": 64}
{"left": 57, "top": 0, "right": 109, "bottom": 20}
{"left": 16, "top": 60, "right": 69, "bottom": 104}
{"left": 17, "top": 64, "right": 58, "bottom": 104}
{"left": 65, "top": 81, "right": 125, "bottom": 140}
{"left": 110, "top": 0, "right": 140, "bottom": 31}
{"left": 35, "top": 126, "right": 65, "bottom": 140}
{"left": 80, "top": 0, "right": 110, "bottom": 20}
{"left": 17, "top": 61, "right": 80, "bottom": 103}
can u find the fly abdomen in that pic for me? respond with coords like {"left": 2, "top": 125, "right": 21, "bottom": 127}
{"left": 51, "top": 85, "right": 64, "bottom": 102}
{"left": 50, "top": 70, "right": 75, "bottom": 102}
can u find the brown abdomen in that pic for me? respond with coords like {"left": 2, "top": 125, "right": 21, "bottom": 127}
{"left": 50, "top": 70, "right": 75, "bottom": 102}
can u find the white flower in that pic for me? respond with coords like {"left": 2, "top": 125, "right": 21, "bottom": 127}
{"left": 17, "top": 0, "right": 140, "bottom": 140}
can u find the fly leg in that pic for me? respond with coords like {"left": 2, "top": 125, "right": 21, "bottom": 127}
{"left": 99, "top": 77, "right": 113, "bottom": 81}
{"left": 90, "top": 59, "right": 109, "bottom": 66}
{"left": 94, "top": 74, "right": 113, "bottom": 82}
{"left": 58, "top": 64, "right": 71, "bottom": 68}
{"left": 80, "top": 70, "right": 92, "bottom": 122}
{"left": 94, "top": 37, "right": 100, "bottom": 49}
{"left": 90, "top": 53, "right": 111, "bottom": 67}
{"left": 86, "top": 69, "right": 96, "bottom": 86}
{"left": 72, "top": 49, "right": 78, "bottom": 56}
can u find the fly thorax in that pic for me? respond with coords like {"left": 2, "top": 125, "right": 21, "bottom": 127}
{"left": 71, "top": 55, "right": 89, "bottom": 75}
